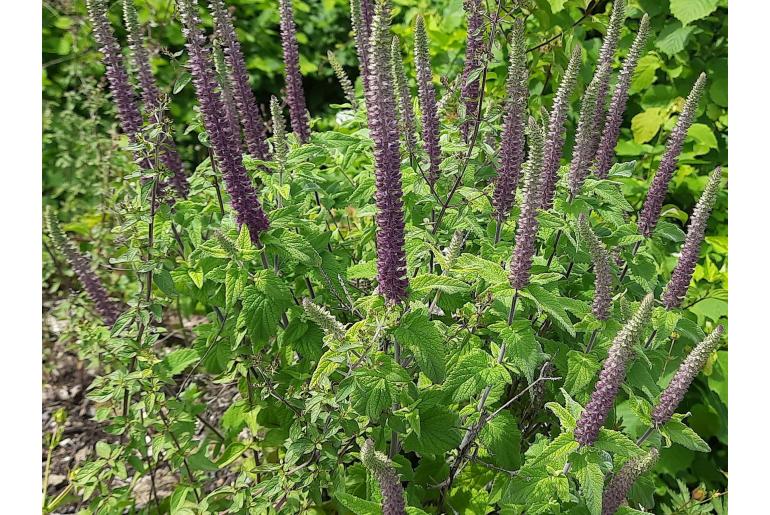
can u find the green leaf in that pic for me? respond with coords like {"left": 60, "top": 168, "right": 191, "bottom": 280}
{"left": 521, "top": 285, "right": 576, "bottom": 337}
{"left": 630, "top": 55, "right": 661, "bottom": 94}
{"left": 443, "top": 349, "right": 494, "bottom": 402}
{"left": 548, "top": 0, "right": 567, "bottom": 13}
{"left": 410, "top": 274, "right": 470, "bottom": 295}
{"left": 480, "top": 411, "right": 522, "bottom": 469}
{"left": 453, "top": 253, "right": 508, "bottom": 286}
{"left": 670, "top": 0, "right": 719, "bottom": 25}
{"left": 632, "top": 107, "right": 666, "bottom": 144}
{"left": 261, "top": 230, "right": 321, "bottom": 267}
{"left": 393, "top": 308, "right": 446, "bottom": 384}
{"left": 216, "top": 442, "right": 247, "bottom": 468}
{"left": 335, "top": 493, "right": 380, "bottom": 515}
{"left": 347, "top": 260, "right": 377, "bottom": 280}
{"left": 574, "top": 454, "right": 604, "bottom": 515}
{"left": 655, "top": 221, "right": 686, "bottom": 243}
{"left": 656, "top": 23, "right": 696, "bottom": 56}
{"left": 688, "top": 123, "right": 718, "bottom": 155}
{"left": 154, "top": 269, "right": 178, "bottom": 296}
{"left": 162, "top": 348, "right": 199, "bottom": 376}
{"left": 608, "top": 161, "right": 637, "bottom": 178}
{"left": 564, "top": 351, "right": 601, "bottom": 395}
{"left": 238, "top": 270, "right": 293, "bottom": 346}
{"left": 403, "top": 406, "right": 461, "bottom": 456}
{"left": 595, "top": 429, "right": 641, "bottom": 458}
{"left": 500, "top": 321, "right": 545, "bottom": 383}
{"left": 663, "top": 419, "right": 711, "bottom": 452}
{"left": 354, "top": 373, "right": 392, "bottom": 420}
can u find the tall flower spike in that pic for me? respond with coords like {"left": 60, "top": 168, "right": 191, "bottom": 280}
{"left": 177, "top": 0, "right": 270, "bottom": 242}
{"left": 328, "top": 51, "right": 358, "bottom": 108}
{"left": 602, "top": 448, "right": 659, "bottom": 515}
{"left": 302, "top": 298, "right": 347, "bottom": 341}
{"left": 492, "top": 19, "right": 528, "bottom": 222}
{"left": 594, "top": 14, "right": 650, "bottom": 178}
{"left": 541, "top": 45, "right": 582, "bottom": 209}
{"left": 45, "top": 208, "right": 122, "bottom": 325}
{"left": 270, "top": 96, "right": 289, "bottom": 169}
{"left": 508, "top": 117, "right": 545, "bottom": 291}
{"left": 661, "top": 167, "right": 722, "bottom": 309}
{"left": 360, "top": 439, "right": 406, "bottom": 515}
{"left": 279, "top": 0, "right": 311, "bottom": 143}
{"left": 413, "top": 14, "right": 442, "bottom": 186}
{"left": 210, "top": 0, "right": 270, "bottom": 159}
{"left": 567, "top": 59, "right": 612, "bottom": 199}
{"left": 351, "top": 0, "right": 372, "bottom": 96}
{"left": 574, "top": 294, "right": 654, "bottom": 446}
{"left": 123, "top": 0, "right": 190, "bottom": 198}
{"left": 652, "top": 325, "right": 724, "bottom": 427}
{"left": 86, "top": 0, "right": 143, "bottom": 139}
{"left": 365, "top": 0, "right": 409, "bottom": 304}
{"left": 212, "top": 39, "right": 244, "bottom": 153}
{"left": 460, "top": 0, "right": 485, "bottom": 141}
{"left": 578, "top": 214, "right": 613, "bottom": 321}
{"left": 589, "top": 0, "right": 626, "bottom": 151}
{"left": 391, "top": 36, "right": 418, "bottom": 155}
{"left": 637, "top": 73, "right": 707, "bottom": 237}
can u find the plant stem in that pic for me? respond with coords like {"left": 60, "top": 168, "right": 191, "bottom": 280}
{"left": 586, "top": 326, "right": 599, "bottom": 353}
{"left": 644, "top": 328, "right": 658, "bottom": 349}
{"left": 636, "top": 426, "right": 656, "bottom": 445}
{"left": 618, "top": 239, "right": 642, "bottom": 282}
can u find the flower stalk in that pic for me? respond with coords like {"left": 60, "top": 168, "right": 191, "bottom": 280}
{"left": 279, "top": 0, "right": 311, "bottom": 143}
{"left": 414, "top": 14, "right": 442, "bottom": 186}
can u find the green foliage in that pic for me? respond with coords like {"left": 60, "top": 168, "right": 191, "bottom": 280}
{"left": 43, "top": 0, "right": 727, "bottom": 513}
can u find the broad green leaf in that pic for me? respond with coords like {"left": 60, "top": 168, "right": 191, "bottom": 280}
{"left": 630, "top": 55, "right": 661, "bottom": 94}
{"left": 521, "top": 285, "right": 576, "bottom": 337}
{"left": 656, "top": 23, "right": 696, "bottom": 56}
{"left": 443, "top": 349, "right": 495, "bottom": 402}
{"left": 261, "top": 230, "right": 321, "bottom": 267}
{"left": 403, "top": 406, "right": 461, "bottom": 455}
{"left": 608, "top": 160, "right": 637, "bottom": 178}
{"left": 564, "top": 351, "right": 600, "bottom": 395}
{"left": 237, "top": 270, "right": 293, "bottom": 346}
{"left": 409, "top": 273, "right": 469, "bottom": 295}
{"left": 670, "top": 0, "right": 719, "bottom": 25}
{"left": 548, "top": 0, "right": 567, "bottom": 13}
{"left": 632, "top": 107, "right": 665, "bottom": 144}
{"left": 335, "top": 493, "right": 380, "bottom": 515}
{"left": 347, "top": 260, "right": 377, "bottom": 280}
{"left": 216, "top": 442, "right": 247, "bottom": 468}
{"left": 162, "top": 348, "right": 199, "bottom": 376}
{"left": 663, "top": 419, "right": 711, "bottom": 452}
{"left": 500, "top": 321, "right": 545, "bottom": 383}
{"left": 688, "top": 123, "right": 718, "bottom": 155}
{"left": 480, "top": 411, "right": 521, "bottom": 469}
{"left": 453, "top": 253, "right": 508, "bottom": 286}
{"left": 595, "top": 429, "right": 641, "bottom": 458}
{"left": 393, "top": 308, "right": 446, "bottom": 384}
{"left": 573, "top": 454, "right": 604, "bottom": 515}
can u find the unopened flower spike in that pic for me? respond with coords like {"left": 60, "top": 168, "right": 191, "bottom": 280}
{"left": 270, "top": 96, "right": 289, "bottom": 169}
{"left": 327, "top": 50, "right": 358, "bottom": 109}
{"left": 578, "top": 214, "right": 613, "bottom": 321}
{"left": 414, "top": 14, "right": 442, "bottom": 185}
{"left": 391, "top": 36, "right": 418, "bottom": 155}
{"left": 652, "top": 325, "right": 724, "bottom": 427}
{"left": 302, "top": 298, "right": 347, "bottom": 341}
{"left": 661, "top": 166, "right": 722, "bottom": 309}
{"left": 279, "top": 0, "right": 311, "bottom": 143}
{"left": 492, "top": 18, "right": 528, "bottom": 223}
{"left": 177, "top": 0, "right": 270, "bottom": 242}
{"left": 212, "top": 39, "right": 243, "bottom": 151}
{"left": 365, "top": 0, "right": 409, "bottom": 304}
{"left": 45, "top": 207, "right": 122, "bottom": 325}
{"left": 460, "top": 0, "right": 486, "bottom": 141}
{"left": 594, "top": 14, "right": 650, "bottom": 178}
{"left": 360, "top": 439, "right": 406, "bottom": 515}
{"left": 602, "top": 448, "right": 659, "bottom": 515}
{"left": 541, "top": 45, "right": 582, "bottom": 209}
{"left": 637, "top": 73, "right": 707, "bottom": 237}
{"left": 574, "top": 293, "right": 654, "bottom": 447}
{"left": 123, "top": 0, "right": 189, "bottom": 198}
{"left": 509, "top": 117, "right": 545, "bottom": 291}
{"left": 210, "top": 0, "right": 270, "bottom": 159}
{"left": 589, "top": 0, "right": 627, "bottom": 149}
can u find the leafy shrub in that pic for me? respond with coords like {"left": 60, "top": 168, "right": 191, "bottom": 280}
{"left": 43, "top": 0, "right": 727, "bottom": 513}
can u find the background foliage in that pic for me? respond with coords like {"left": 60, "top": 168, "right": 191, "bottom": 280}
{"left": 43, "top": 0, "right": 727, "bottom": 512}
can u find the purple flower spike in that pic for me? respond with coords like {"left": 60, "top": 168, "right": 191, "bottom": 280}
{"left": 210, "top": 0, "right": 270, "bottom": 160}
{"left": 45, "top": 208, "right": 122, "bottom": 325}
{"left": 492, "top": 19, "right": 528, "bottom": 222}
{"left": 279, "top": 0, "right": 311, "bottom": 143}
{"left": 662, "top": 167, "right": 722, "bottom": 309}
{"left": 391, "top": 36, "right": 418, "bottom": 156}
{"left": 578, "top": 214, "right": 613, "bottom": 321}
{"left": 567, "top": 59, "right": 611, "bottom": 199}
{"left": 123, "top": 0, "right": 190, "bottom": 198}
{"left": 602, "top": 448, "right": 659, "bottom": 515}
{"left": 637, "top": 73, "right": 707, "bottom": 237}
{"left": 365, "top": 0, "right": 409, "bottom": 304}
{"left": 589, "top": 0, "right": 626, "bottom": 152}
{"left": 541, "top": 45, "right": 582, "bottom": 210}
{"left": 594, "top": 14, "right": 650, "bottom": 178}
{"left": 414, "top": 14, "right": 442, "bottom": 186}
{"left": 574, "top": 294, "right": 654, "bottom": 447}
{"left": 361, "top": 439, "right": 406, "bottom": 515}
{"left": 652, "top": 325, "right": 724, "bottom": 427}
{"left": 351, "top": 0, "right": 373, "bottom": 96}
{"left": 508, "top": 118, "right": 545, "bottom": 291}
{"left": 87, "top": 0, "right": 143, "bottom": 139}
{"left": 460, "top": 0, "right": 485, "bottom": 141}
{"left": 177, "top": 0, "right": 269, "bottom": 242}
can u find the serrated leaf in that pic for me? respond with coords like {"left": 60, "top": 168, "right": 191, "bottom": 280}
{"left": 670, "top": 0, "right": 718, "bottom": 25}
{"left": 480, "top": 411, "right": 522, "bottom": 469}
{"left": 574, "top": 455, "right": 604, "bottom": 515}
{"left": 663, "top": 419, "right": 711, "bottom": 452}
{"left": 335, "top": 493, "right": 380, "bottom": 515}
{"left": 443, "top": 349, "right": 498, "bottom": 402}
{"left": 565, "top": 351, "right": 601, "bottom": 395}
{"left": 410, "top": 273, "right": 470, "bottom": 295}
{"left": 162, "top": 348, "right": 199, "bottom": 376}
{"left": 402, "top": 406, "right": 461, "bottom": 456}
{"left": 500, "top": 321, "right": 545, "bottom": 383}
{"left": 595, "top": 429, "right": 641, "bottom": 458}
{"left": 453, "top": 253, "right": 508, "bottom": 286}
{"left": 393, "top": 308, "right": 446, "bottom": 384}
{"left": 237, "top": 270, "right": 293, "bottom": 346}
{"left": 608, "top": 160, "right": 637, "bottom": 178}
{"left": 261, "top": 230, "right": 321, "bottom": 267}
{"left": 521, "top": 285, "right": 576, "bottom": 337}
{"left": 347, "top": 260, "right": 377, "bottom": 280}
